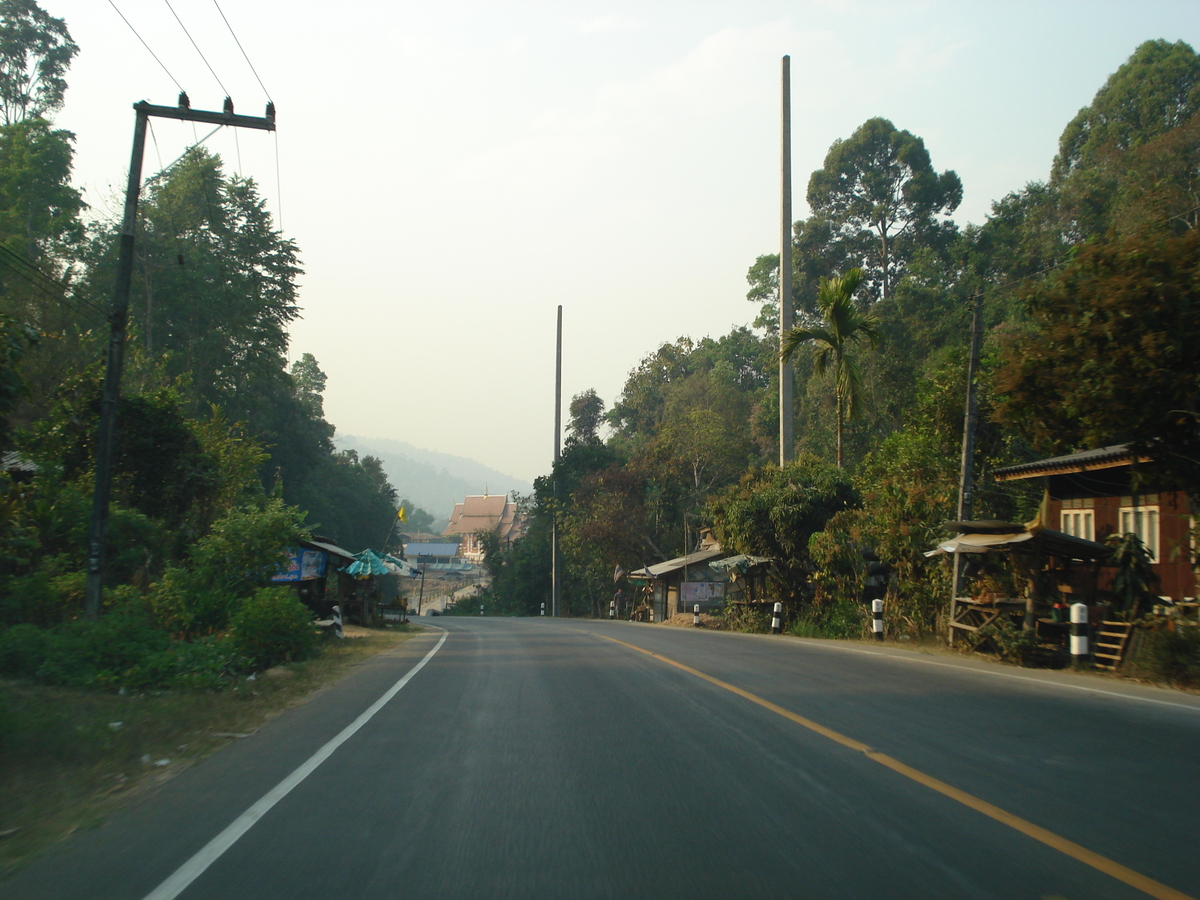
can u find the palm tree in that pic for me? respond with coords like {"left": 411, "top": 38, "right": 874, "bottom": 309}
{"left": 780, "top": 267, "right": 879, "bottom": 468}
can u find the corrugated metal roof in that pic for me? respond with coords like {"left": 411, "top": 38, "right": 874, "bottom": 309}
{"left": 630, "top": 547, "right": 727, "bottom": 578}
{"left": 405, "top": 543, "right": 460, "bottom": 557}
{"left": 301, "top": 538, "right": 355, "bottom": 561}
{"left": 993, "top": 444, "right": 1138, "bottom": 481}
{"left": 926, "top": 526, "right": 1111, "bottom": 562}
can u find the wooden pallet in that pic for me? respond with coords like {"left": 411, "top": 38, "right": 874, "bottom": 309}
{"left": 1094, "top": 620, "right": 1135, "bottom": 671}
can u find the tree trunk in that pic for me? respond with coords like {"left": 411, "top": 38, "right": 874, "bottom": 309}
{"left": 836, "top": 392, "right": 843, "bottom": 468}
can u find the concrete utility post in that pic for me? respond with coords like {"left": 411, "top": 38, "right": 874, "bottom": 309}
{"left": 779, "top": 55, "right": 794, "bottom": 465}
{"left": 84, "top": 98, "right": 276, "bottom": 618}
{"left": 551, "top": 305, "right": 563, "bottom": 617}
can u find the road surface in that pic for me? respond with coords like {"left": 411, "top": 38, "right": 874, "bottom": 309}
{"left": 4, "top": 617, "right": 1198, "bottom": 899}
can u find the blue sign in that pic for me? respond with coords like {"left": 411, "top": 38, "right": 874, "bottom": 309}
{"left": 272, "top": 548, "right": 328, "bottom": 582}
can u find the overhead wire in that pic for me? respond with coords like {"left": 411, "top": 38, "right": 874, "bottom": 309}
{"left": 207, "top": 0, "right": 284, "bottom": 228}
{"left": 0, "top": 246, "right": 109, "bottom": 323}
{"left": 162, "top": 0, "right": 230, "bottom": 97}
{"left": 106, "top": 0, "right": 184, "bottom": 93}
{"left": 211, "top": 0, "right": 272, "bottom": 100}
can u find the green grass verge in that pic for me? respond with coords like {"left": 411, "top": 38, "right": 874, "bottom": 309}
{"left": 0, "top": 625, "right": 419, "bottom": 874}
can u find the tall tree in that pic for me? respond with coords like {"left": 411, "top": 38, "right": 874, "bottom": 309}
{"left": 1048, "top": 41, "right": 1200, "bottom": 244}
{"left": 1052, "top": 40, "right": 1200, "bottom": 184}
{"left": 780, "top": 268, "right": 879, "bottom": 467}
{"left": 85, "top": 148, "right": 300, "bottom": 419}
{"left": 0, "top": 0, "right": 76, "bottom": 125}
{"left": 807, "top": 117, "right": 961, "bottom": 300}
{"left": 993, "top": 228, "right": 1200, "bottom": 497}
{"left": 0, "top": 117, "right": 82, "bottom": 266}
{"left": 566, "top": 388, "right": 605, "bottom": 446}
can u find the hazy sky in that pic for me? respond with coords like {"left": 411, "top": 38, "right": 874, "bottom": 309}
{"left": 47, "top": 1, "right": 1199, "bottom": 482}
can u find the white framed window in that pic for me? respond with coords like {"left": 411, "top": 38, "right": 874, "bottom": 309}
{"left": 1119, "top": 506, "right": 1160, "bottom": 561}
{"left": 1060, "top": 509, "right": 1095, "bottom": 542}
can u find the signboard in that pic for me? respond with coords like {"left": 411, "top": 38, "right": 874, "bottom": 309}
{"left": 272, "top": 548, "right": 328, "bottom": 583}
{"left": 682, "top": 581, "right": 725, "bottom": 605}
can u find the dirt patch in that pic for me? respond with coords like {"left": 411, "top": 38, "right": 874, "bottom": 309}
{"left": 661, "top": 613, "right": 725, "bottom": 630}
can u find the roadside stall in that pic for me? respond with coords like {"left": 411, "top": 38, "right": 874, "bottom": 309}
{"left": 927, "top": 520, "right": 1112, "bottom": 656}
{"left": 271, "top": 537, "right": 356, "bottom": 617}
{"left": 344, "top": 549, "right": 392, "bottom": 627}
{"left": 629, "top": 544, "right": 729, "bottom": 622}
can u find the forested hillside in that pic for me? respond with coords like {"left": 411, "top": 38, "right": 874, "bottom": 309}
{"left": 477, "top": 39, "right": 1200, "bottom": 633}
{"left": 335, "top": 435, "right": 534, "bottom": 523}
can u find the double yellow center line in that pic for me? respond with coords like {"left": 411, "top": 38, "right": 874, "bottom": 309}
{"left": 596, "top": 633, "right": 1193, "bottom": 900}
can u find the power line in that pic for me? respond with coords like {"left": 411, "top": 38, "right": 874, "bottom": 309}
{"left": 0, "top": 247, "right": 109, "bottom": 323}
{"left": 212, "top": 0, "right": 272, "bottom": 100}
{"left": 984, "top": 199, "right": 1200, "bottom": 300}
{"left": 274, "top": 131, "right": 284, "bottom": 231}
{"left": 107, "top": 0, "right": 184, "bottom": 93}
{"left": 162, "top": 0, "right": 230, "bottom": 97}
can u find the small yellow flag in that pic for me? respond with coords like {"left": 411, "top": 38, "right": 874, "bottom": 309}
{"left": 397, "top": 506, "right": 407, "bottom": 522}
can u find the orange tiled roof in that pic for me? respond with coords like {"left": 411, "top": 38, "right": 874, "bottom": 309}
{"left": 444, "top": 494, "right": 526, "bottom": 540}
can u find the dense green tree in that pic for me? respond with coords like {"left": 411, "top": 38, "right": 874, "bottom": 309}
{"left": 0, "top": 0, "right": 76, "bottom": 125}
{"left": 993, "top": 228, "right": 1200, "bottom": 497}
{"left": 707, "top": 456, "right": 857, "bottom": 606}
{"left": 289, "top": 352, "right": 327, "bottom": 419}
{"left": 807, "top": 117, "right": 962, "bottom": 300}
{"left": 781, "top": 268, "right": 879, "bottom": 467}
{"left": 0, "top": 310, "right": 33, "bottom": 447}
{"left": 397, "top": 500, "right": 434, "bottom": 536}
{"left": 85, "top": 149, "right": 300, "bottom": 419}
{"left": 1052, "top": 40, "right": 1200, "bottom": 184}
{"left": 566, "top": 388, "right": 605, "bottom": 446}
{"left": 0, "top": 117, "right": 82, "bottom": 267}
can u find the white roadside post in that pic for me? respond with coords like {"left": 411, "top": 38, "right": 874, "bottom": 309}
{"left": 540, "top": 602, "right": 545, "bottom": 617}
{"left": 609, "top": 600, "right": 615, "bottom": 619}
{"left": 479, "top": 604, "right": 484, "bottom": 616}
{"left": 693, "top": 603, "right": 700, "bottom": 627}
{"left": 771, "top": 602, "right": 782, "bottom": 634}
{"left": 331, "top": 605, "right": 343, "bottom": 639}
{"left": 1070, "top": 602, "right": 1089, "bottom": 663}
{"left": 872, "top": 599, "right": 884, "bottom": 642}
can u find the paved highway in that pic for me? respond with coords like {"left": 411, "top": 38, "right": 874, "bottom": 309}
{"left": 5, "top": 617, "right": 1198, "bottom": 899}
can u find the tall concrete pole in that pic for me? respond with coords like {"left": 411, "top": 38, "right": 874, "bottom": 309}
{"left": 551, "top": 305, "right": 562, "bottom": 617}
{"left": 779, "top": 55, "right": 795, "bottom": 465}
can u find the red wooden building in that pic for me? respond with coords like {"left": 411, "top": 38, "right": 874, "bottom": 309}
{"left": 994, "top": 445, "right": 1196, "bottom": 600}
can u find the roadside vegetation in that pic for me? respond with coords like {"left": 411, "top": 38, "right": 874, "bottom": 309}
{"left": 476, "top": 40, "right": 1200, "bottom": 684}
{"left": 0, "top": 626, "right": 416, "bottom": 873}
{"left": 0, "top": 0, "right": 437, "bottom": 858}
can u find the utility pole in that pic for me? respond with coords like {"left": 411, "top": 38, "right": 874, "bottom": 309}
{"left": 948, "top": 290, "right": 984, "bottom": 645}
{"left": 551, "top": 305, "right": 563, "bottom": 617}
{"left": 779, "top": 55, "right": 794, "bottom": 465}
{"left": 84, "top": 97, "right": 276, "bottom": 618}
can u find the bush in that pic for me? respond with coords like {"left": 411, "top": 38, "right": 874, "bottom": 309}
{"left": 127, "top": 633, "right": 238, "bottom": 690}
{"left": 724, "top": 603, "right": 775, "bottom": 633}
{"left": 1136, "top": 624, "right": 1200, "bottom": 684}
{"left": 230, "top": 587, "right": 317, "bottom": 670}
{"left": 35, "top": 605, "right": 170, "bottom": 687}
{"left": 788, "top": 598, "right": 866, "bottom": 639}
{"left": 0, "top": 623, "right": 51, "bottom": 677}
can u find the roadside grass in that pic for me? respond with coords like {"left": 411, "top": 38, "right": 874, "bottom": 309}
{"left": 0, "top": 625, "right": 419, "bottom": 874}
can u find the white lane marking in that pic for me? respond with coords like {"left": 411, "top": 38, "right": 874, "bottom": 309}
{"left": 142, "top": 629, "right": 448, "bottom": 900}
{"left": 787, "top": 639, "right": 1200, "bottom": 713}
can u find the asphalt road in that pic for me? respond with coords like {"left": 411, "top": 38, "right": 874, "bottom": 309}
{"left": 4, "top": 617, "right": 1199, "bottom": 899}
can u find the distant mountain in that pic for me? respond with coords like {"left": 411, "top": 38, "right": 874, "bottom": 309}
{"left": 335, "top": 435, "right": 534, "bottom": 521}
